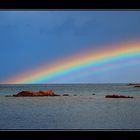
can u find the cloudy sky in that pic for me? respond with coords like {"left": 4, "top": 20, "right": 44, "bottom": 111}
{"left": 0, "top": 11, "right": 140, "bottom": 83}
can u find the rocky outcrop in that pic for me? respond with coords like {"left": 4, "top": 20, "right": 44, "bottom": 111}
{"left": 105, "top": 94, "right": 134, "bottom": 98}
{"left": 134, "top": 85, "right": 140, "bottom": 88}
{"left": 13, "top": 90, "right": 60, "bottom": 97}
{"left": 6, "top": 91, "right": 80, "bottom": 97}
{"left": 128, "top": 83, "right": 140, "bottom": 87}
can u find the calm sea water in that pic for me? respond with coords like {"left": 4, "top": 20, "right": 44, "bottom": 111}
{"left": 0, "top": 84, "right": 140, "bottom": 129}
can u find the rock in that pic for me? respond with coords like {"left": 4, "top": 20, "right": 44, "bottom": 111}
{"left": 13, "top": 90, "right": 60, "bottom": 97}
{"left": 92, "top": 93, "right": 95, "bottom": 95}
{"left": 128, "top": 83, "right": 135, "bottom": 86}
{"left": 63, "top": 94, "right": 69, "bottom": 96}
{"left": 38, "top": 90, "right": 60, "bottom": 96}
{"left": 128, "top": 83, "right": 140, "bottom": 88}
{"left": 73, "top": 94, "right": 77, "bottom": 96}
{"left": 13, "top": 91, "right": 34, "bottom": 97}
{"left": 134, "top": 85, "right": 140, "bottom": 88}
{"left": 105, "top": 94, "right": 134, "bottom": 98}
{"left": 128, "top": 83, "right": 140, "bottom": 86}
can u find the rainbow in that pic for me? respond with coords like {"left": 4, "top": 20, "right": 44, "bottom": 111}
{"left": 2, "top": 39, "right": 140, "bottom": 84}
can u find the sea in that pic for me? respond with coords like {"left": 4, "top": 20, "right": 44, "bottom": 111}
{"left": 0, "top": 84, "right": 140, "bottom": 130}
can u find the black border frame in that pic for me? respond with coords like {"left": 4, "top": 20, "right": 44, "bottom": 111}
{"left": 0, "top": 0, "right": 140, "bottom": 139}
{"left": 0, "top": 0, "right": 140, "bottom": 9}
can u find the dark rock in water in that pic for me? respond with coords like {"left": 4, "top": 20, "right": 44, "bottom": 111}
{"left": 105, "top": 94, "right": 134, "bottom": 98}
{"left": 73, "top": 94, "right": 77, "bottom": 96}
{"left": 13, "top": 91, "right": 34, "bottom": 97}
{"left": 128, "top": 83, "right": 140, "bottom": 88}
{"left": 128, "top": 83, "right": 140, "bottom": 86}
{"left": 63, "top": 94, "right": 69, "bottom": 96}
{"left": 92, "top": 93, "right": 95, "bottom": 95}
{"left": 128, "top": 83, "right": 135, "bottom": 86}
{"left": 13, "top": 90, "right": 60, "bottom": 97}
{"left": 134, "top": 85, "right": 140, "bottom": 88}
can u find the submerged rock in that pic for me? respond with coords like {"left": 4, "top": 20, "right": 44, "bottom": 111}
{"left": 5, "top": 95, "right": 13, "bottom": 97}
{"left": 128, "top": 83, "right": 135, "bottom": 86}
{"left": 63, "top": 94, "right": 69, "bottom": 96}
{"left": 12, "top": 90, "right": 60, "bottom": 97}
{"left": 105, "top": 94, "right": 134, "bottom": 98}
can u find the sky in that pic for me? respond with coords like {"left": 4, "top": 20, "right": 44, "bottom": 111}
{"left": 0, "top": 11, "right": 140, "bottom": 83}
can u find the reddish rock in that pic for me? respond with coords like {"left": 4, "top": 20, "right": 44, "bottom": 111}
{"left": 13, "top": 91, "right": 34, "bottom": 97}
{"left": 128, "top": 83, "right": 140, "bottom": 86}
{"left": 13, "top": 90, "right": 60, "bottom": 97}
{"left": 128, "top": 83, "right": 140, "bottom": 88}
{"left": 134, "top": 85, "right": 140, "bottom": 88}
{"left": 38, "top": 90, "right": 60, "bottom": 96}
{"left": 105, "top": 94, "right": 134, "bottom": 98}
